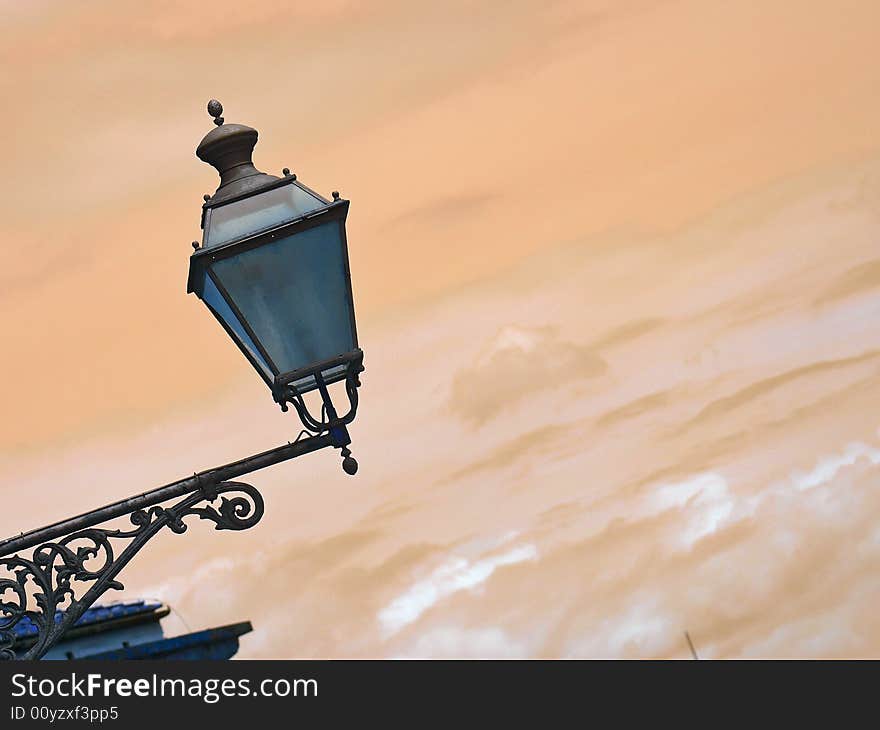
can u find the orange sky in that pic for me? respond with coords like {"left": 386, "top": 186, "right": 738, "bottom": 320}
{"left": 2, "top": 0, "right": 880, "bottom": 657}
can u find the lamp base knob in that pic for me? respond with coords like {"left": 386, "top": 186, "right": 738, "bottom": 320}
{"left": 340, "top": 447, "right": 358, "bottom": 475}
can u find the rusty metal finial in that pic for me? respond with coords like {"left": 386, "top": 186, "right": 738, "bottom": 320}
{"left": 207, "top": 99, "right": 224, "bottom": 126}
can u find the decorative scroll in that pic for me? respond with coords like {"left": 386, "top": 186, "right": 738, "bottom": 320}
{"left": 0, "top": 481, "right": 263, "bottom": 661}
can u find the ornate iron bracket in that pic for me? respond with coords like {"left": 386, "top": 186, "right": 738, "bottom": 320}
{"left": 0, "top": 481, "right": 262, "bottom": 660}
{"left": 0, "top": 429, "right": 340, "bottom": 661}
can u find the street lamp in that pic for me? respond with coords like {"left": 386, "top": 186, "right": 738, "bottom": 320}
{"left": 0, "top": 101, "right": 365, "bottom": 659}
{"left": 190, "top": 100, "right": 363, "bottom": 475}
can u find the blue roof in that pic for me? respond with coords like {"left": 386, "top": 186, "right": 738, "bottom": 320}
{"left": 11, "top": 599, "right": 164, "bottom": 638}
{"left": 85, "top": 622, "right": 253, "bottom": 661}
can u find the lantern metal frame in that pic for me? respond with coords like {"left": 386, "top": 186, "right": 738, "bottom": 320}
{"left": 188, "top": 188, "right": 362, "bottom": 396}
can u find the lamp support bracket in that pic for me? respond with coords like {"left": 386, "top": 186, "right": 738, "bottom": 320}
{"left": 0, "top": 430, "right": 338, "bottom": 660}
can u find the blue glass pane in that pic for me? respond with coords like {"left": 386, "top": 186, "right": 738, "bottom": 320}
{"left": 205, "top": 184, "right": 326, "bottom": 248}
{"left": 211, "top": 220, "right": 355, "bottom": 378}
{"left": 201, "top": 274, "right": 274, "bottom": 379}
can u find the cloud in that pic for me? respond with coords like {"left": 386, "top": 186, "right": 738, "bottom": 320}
{"left": 682, "top": 349, "right": 880, "bottom": 432}
{"left": 446, "top": 422, "right": 570, "bottom": 481}
{"left": 590, "top": 318, "right": 665, "bottom": 349}
{"left": 647, "top": 472, "right": 735, "bottom": 549}
{"left": 813, "top": 259, "right": 880, "bottom": 308}
{"left": 596, "top": 388, "right": 677, "bottom": 430}
{"left": 449, "top": 325, "right": 606, "bottom": 425}
{"left": 378, "top": 542, "right": 538, "bottom": 636}
{"left": 447, "top": 317, "right": 667, "bottom": 427}
{"left": 788, "top": 442, "right": 880, "bottom": 493}
{"left": 565, "top": 597, "right": 675, "bottom": 658}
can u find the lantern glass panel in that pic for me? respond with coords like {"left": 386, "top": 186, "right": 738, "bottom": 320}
{"left": 210, "top": 219, "right": 355, "bottom": 377}
{"left": 205, "top": 184, "right": 326, "bottom": 249}
{"left": 201, "top": 274, "right": 274, "bottom": 380}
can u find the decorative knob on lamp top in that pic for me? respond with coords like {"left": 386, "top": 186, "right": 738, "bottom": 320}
{"left": 196, "top": 100, "right": 280, "bottom": 205}
{"left": 207, "top": 99, "right": 224, "bottom": 126}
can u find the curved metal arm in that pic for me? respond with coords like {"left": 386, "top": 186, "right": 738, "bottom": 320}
{"left": 0, "top": 481, "right": 262, "bottom": 660}
{"left": 0, "top": 429, "right": 342, "bottom": 661}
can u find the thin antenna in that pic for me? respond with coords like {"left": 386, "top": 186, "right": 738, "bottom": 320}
{"left": 684, "top": 631, "right": 699, "bottom": 660}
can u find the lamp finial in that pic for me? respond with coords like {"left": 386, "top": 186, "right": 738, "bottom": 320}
{"left": 196, "top": 101, "right": 281, "bottom": 204}
{"left": 207, "top": 99, "right": 224, "bottom": 126}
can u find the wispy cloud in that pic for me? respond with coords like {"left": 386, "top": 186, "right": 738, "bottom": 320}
{"left": 379, "top": 542, "right": 539, "bottom": 636}
{"left": 449, "top": 325, "right": 606, "bottom": 425}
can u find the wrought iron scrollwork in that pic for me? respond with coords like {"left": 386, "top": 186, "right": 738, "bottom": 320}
{"left": 0, "top": 481, "right": 263, "bottom": 660}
